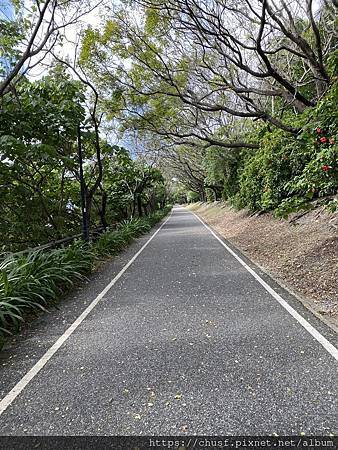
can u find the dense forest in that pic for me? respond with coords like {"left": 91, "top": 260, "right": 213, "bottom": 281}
{"left": 0, "top": 0, "right": 337, "bottom": 338}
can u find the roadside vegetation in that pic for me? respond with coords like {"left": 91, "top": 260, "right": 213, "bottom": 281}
{"left": 1, "top": 1, "right": 337, "bottom": 221}
{"left": 0, "top": 208, "right": 171, "bottom": 346}
{"left": 0, "top": 1, "right": 337, "bottom": 342}
{"left": 170, "top": 77, "right": 338, "bottom": 216}
{"left": 0, "top": 2, "right": 173, "bottom": 346}
{"left": 0, "top": 70, "right": 169, "bottom": 252}
{"left": 202, "top": 82, "right": 338, "bottom": 217}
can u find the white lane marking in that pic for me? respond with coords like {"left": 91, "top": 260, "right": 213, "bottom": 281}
{"left": 0, "top": 213, "right": 172, "bottom": 416}
{"left": 190, "top": 210, "right": 338, "bottom": 362}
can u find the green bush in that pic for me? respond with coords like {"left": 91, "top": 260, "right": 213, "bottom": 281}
{"left": 0, "top": 242, "right": 93, "bottom": 340}
{"left": 274, "top": 85, "right": 338, "bottom": 215}
{"left": 275, "top": 134, "right": 337, "bottom": 217}
{"left": 118, "top": 218, "right": 152, "bottom": 237}
{"left": 237, "top": 130, "right": 310, "bottom": 211}
{"left": 93, "top": 230, "right": 128, "bottom": 256}
{"left": 187, "top": 191, "right": 200, "bottom": 203}
{"left": 204, "top": 147, "right": 245, "bottom": 201}
{"left": 235, "top": 82, "right": 338, "bottom": 214}
{"left": 94, "top": 211, "right": 169, "bottom": 256}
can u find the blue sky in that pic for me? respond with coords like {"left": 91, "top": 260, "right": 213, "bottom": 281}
{"left": 0, "top": 0, "right": 15, "bottom": 76}
{"left": 0, "top": 0, "right": 14, "bottom": 21}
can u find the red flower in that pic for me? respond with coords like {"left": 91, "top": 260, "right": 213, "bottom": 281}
{"left": 320, "top": 136, "right": 327, "bottom": 143}
{"left": 322, "top": 165, "right": 330, "bottom": 172}
{"left": 329, "top": 138, "right": 335, "bottom": 145}
{"left": 316, "top": 127, "right": 322, "bottom": 133}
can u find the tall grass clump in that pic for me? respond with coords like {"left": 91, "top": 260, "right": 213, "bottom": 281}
{"left": 94, "top": 208, "right": 171, "bottom": 257}
{"left": 0, "top": 242, "right": 93, "bottom": 343}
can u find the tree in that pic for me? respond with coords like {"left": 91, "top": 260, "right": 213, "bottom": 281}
{"left": 0, "top": 70, "right": 167, "bottom": 250}
{"left": 0, "top": 71, "right": 86, "bottom": 248}
{"left": 79, "top": 0, "right": 336, "bottom": 151}
{"left": 0, "top": 0, "right": 103, "bottom": 96}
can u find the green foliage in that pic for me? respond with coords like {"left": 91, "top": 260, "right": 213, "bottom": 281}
{"left": 0, "top": 49, "right": 169, "bottom": 343}
{"left": 274, "top": 83, "right": 338, "bottom": 216}
{"left": 187, "top": 191, "right": 200, "bottom": 203}
{"left": 118, "top": 218, "right": 152, "bottom": 237}
{"left": 327, "top": 199, "right": 338, "bottom": 213}
{"left": 204, "top": 147, "right": 246, "bottom": 201}
{"left": 0, "top": 2, "right": 27, "bottom": 78}
{"left": 76, "top": 0, "right": 337, "bottom": 217}
{"left": 0, "top": 242, "right": 93, "bottom": 341}
{"left": 199, "top": 82, "right": 338, "bottom": 215}
{"left": 94, "top": 208, "right": 171, "bottom": 257}
{"left": 237, "top": 130, "right": 310, "bottom": 211}
{"left": 228, "top": 82, "right": 338, "bottom": 214}
{"left": 0, "top": 72, "right": 86, "bottom": 249}
{"left": 0, "top": 73, "right": 167, "bottom": 251}
{"left": 94, "top": 229, "right": 129, "bottom": 256}
{"left": 100, "top": 146, "right": 165, "bottom": 223}
{"left": 171, "top": 183, "right": 188, "bottom": 204}
{"left": 94, "top": 218, "right": 150, "bottom": 256}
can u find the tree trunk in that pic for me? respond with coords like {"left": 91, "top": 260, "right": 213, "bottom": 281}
{"left": 98, "top": 190, "right": 108, "bottom": 229}
{"left": 200, "top": 189, "right": 206, "bottom": 202}
{"left": 132, "top": 198, "right": 136, "bottom": 217}
{"left": 137, "top": 195, "right": 143, "bottom": 217}
{"left": 85, "top": 192, "right": 93, "bottom": 232}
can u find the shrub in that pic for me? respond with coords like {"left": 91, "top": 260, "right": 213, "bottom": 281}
{"left": 118, "top": 218, "right": 152, "bottom": 237}
{"left": 0, "top": 242, "right": 93, "bottom": 340}
{"left": 94, "top": 216, "right": 157, "bottom": 256}
{"left": 236, "top": 82, "right": 338, "bottom": 214}
{"left": 237, "top": 129, "right": 311, "bottom": 211}
{"left": 93, "top": 230, "right": 128, "bottom": 256}
{"left": 274, "top": 84, "right": 338, "bottom": 216}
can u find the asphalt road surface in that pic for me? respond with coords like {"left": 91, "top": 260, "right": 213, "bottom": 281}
{"left": 0, "top": 207, "right": 337, "bottom": 435}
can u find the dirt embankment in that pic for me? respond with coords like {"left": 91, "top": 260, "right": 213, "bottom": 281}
{"left": 187, "top": 202, "right": 338, "bottom": 329}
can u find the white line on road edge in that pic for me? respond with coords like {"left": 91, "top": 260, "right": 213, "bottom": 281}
{"left": 0, "top": 213, "right": 172, "bottom": 416}
{"left": 191, "top": 210, "right": 338, "bottom": 362}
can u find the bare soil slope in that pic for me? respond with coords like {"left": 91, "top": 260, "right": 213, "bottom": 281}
{"left": 188, "top": 202, "right": 338, "bottom": 329}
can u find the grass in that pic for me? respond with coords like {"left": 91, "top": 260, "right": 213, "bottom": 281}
{"left": 0, "top": 207, "right": 171, "bottom": 346}
{"left": 94, "top": 210, "right": 170, "bottom": 256}
{"left": 0, "top": 242, "right": 93, "bottom": 341}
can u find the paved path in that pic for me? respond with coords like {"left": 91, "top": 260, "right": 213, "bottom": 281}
{"left": 0, "top": 207, "right": 337, "bottom": 435}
